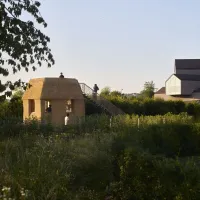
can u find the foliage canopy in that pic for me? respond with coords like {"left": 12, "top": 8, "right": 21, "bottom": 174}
{"left": 0, "top": 0, "right": 54, "bottom": 99}
{"left": 139, "top": 81, "right": 155, "bottom": 98}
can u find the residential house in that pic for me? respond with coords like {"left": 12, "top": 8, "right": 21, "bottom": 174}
{"left": 154, "top": 59, "right": 200, "bottom": 101}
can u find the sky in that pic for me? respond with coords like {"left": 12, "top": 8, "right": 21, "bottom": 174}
{"left": 4, "top": 0, "right": 200, "bottom": 93}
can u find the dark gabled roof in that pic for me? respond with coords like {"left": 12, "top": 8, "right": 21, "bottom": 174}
{"left": 175, "top": 59, "right": 200, "bottom": 70}
{"left": 175, "top": 74, "right": 200, "bottom": 81}
{"left": 155, "top": 87, "right": 165, "bottom": 94}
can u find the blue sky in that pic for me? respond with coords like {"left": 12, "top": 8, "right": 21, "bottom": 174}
{"left": 5, "top": 0, "right": 200, "bottom": 93}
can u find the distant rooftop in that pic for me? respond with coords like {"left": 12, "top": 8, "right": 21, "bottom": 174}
{"left": 154, "top": 87, "right": 165, "bottom": 94}
{"left": 175, "top": 59, "right": 200, "bottom": 70}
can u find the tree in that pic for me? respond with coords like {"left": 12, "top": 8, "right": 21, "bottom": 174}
{"left": 0, "top": 0, "right": 55, "bottom": 99}
{"left": 140, "top": 81, "right": 155, "bottom": 98}
{"left": 100, "top": 87, "right": 111, "bottom": 96}
{"left": 110, "top": 90, "right": 122, "bottom": 97}
{"left": 11, "top": 87, "right": 24, "bottom": 99}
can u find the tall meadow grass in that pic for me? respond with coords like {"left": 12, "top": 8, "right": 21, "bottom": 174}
{"left": 0, "top": 113, "right": 200, "bottom": 199}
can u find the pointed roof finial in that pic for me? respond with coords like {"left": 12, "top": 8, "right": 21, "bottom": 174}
{"left": 59, "top": 72, "right": 64, "bottom": 78}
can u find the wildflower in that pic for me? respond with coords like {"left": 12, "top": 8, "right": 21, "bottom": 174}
{"left": 20, "top": 188, "right": 29, "bottom": 197}
{"left": 2, "top": 186, "right": 11, "bottom": 192}
{"left": 20, "top": 188, "right": 25, "bottom": 196}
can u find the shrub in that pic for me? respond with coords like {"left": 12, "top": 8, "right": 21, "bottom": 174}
{"left": 110, "top": 148, "right": 200, "bottom": 200}
{"left": 104, "top": 95, "right": 200, "bottom": 117}
{"left": 0, "top": 99, "right": 23, "bottom": 119}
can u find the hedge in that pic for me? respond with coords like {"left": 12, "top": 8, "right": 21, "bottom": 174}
{"left": 105, "top": 96, "right": 200, "bottom": 117}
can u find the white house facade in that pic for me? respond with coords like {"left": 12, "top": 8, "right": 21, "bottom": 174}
{"left": 165, "top": 75, "right": 181, "bottom": 95}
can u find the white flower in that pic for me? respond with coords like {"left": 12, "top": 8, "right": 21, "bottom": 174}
{"left": 20, "top": 188, "right": 29, "bottom": 197}
{"left": 2, "top": 186, "right": 11, "bottom": 192}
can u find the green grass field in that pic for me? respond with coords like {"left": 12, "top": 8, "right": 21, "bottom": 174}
{"left": 0, "top": 113, "right": 200, "bottom": 199}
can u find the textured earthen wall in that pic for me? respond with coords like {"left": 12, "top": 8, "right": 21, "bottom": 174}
{"left": 22, "top": 78, "right": 85, "bottom": 124}
{"left": 22, "top": 79, "right": 44, "bottom": 100}
{"left": 39, "top": 99, "right": 85, "bottom": 125}
{"left": 35, "top": 100, "right": 42, "bottom": 118}
{"left": 51, "top": 100, "right": 65, "bottom": 125}
{"left": 23, "top": 99, "right": 42, "bottom": 120}
{"left": 69, "top": 99, "right": 85, "bottom": 124}
{"left": 40, "top": 100, "right": 46, "bottom": 119}
{"left": 23, "top": 100, "right": 29, "bottom": 120}
{"left": 73, "top": 99, "right": 85, "bottom": 116}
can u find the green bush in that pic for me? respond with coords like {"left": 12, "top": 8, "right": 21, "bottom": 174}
{"left": 110, "top": 148, "right": 200, "bottom": 200}
{"left": 138, "top": 124, "right": 200, "bottom": 157}
{"left": 105, "top": 95, "right": 200, "bottom": 117}
{"left": 0, "top": 98, "right": 23, "bottom": 119}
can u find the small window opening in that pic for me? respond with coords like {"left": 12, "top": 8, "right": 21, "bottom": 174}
{"left": 45, "top": 101, "right": 52, "bottom": 113}
{"left": 66, "top": 100, "right": 72, "bottom": 112}
{"left": 29, "top": 99, "right": 35, "bottom": 114}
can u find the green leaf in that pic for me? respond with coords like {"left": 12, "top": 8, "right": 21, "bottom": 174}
{"left": 0, "top": 0, "right": 55, "bottom": 95}
{"left": 35, "top": 1, "right": 41, "bottom": 7}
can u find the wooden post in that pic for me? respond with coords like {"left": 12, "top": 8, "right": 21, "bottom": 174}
{"left": 137, "top": 117, "right": 140, "bottom": 129}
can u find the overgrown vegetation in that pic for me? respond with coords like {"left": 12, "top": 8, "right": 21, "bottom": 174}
{"left": 1, "top": 89, "right": 200, "bottom": 199}
{"left": 0, "top": 98, "right": 22, "bottom": 119}
{"left": 0, "top": 114, "right": 200, "bottom": 199}
{"left": 105, "top": 95, "right": 200, "bottom": 117}
{"left": 99, "top": 84, "right": 200, "bottom": 117}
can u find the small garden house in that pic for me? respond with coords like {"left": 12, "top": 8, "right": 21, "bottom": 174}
{"left": 22, "top": 77, "right": 85, "bottom": 125}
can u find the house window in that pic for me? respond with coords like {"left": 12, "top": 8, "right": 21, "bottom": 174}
{"left": 29, "top": 99, "right": 35, "bottom": 113}
{"left": 45, "top": 101, "right": 52, "bottom": 113}
{"left": 66, "top": 100, "right": 72, "bottom": 112}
